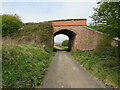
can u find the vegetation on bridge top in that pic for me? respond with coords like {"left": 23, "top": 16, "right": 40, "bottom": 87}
{"left": 49, "top": 18, "right": 86, "bottom": 22}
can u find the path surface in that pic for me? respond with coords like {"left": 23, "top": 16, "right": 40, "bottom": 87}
{"left": 41, "top": 51, "right": 105, "bottom": 88}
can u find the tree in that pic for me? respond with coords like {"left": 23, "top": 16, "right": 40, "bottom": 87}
{"left": 90, "top": 1, "right": 120, "bottom": 57}
{"left": 90, "top": 1, "right": 120, "bottom": 37}
{"left": 62, "top": 40, "right": 68, "bottom": 46}
{"left": 2, "top": 14, "right": 23, "bottom": 36}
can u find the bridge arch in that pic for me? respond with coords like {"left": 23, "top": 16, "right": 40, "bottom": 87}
{"left": 51, "top": 19, "right": 103, "bottom": 50}
{"left": 53, "top": 29, "right": 76, "bottom": 51}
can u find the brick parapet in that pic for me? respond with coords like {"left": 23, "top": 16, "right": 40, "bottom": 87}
{"left": 51, "top": 19, "right": 86, "bottom": 26}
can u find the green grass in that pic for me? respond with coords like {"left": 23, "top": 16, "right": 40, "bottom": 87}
{"left": 71, "top": 47, "right": 119, "bottom": 88}
{"left": 60, "top": 46, "right": 69, "bottom": 51}
{"left": 2, "top": 44, "right": 54, "bottom": 88}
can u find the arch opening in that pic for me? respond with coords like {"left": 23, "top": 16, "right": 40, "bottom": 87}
{"left": 54, "top": 34, "right": 69, "bottom": 51}
{"left": 53, "top": 29, "right": 76, "bottom": 51}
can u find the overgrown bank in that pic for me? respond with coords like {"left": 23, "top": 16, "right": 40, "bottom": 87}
{"left": 3, "top": 44, "right": 54, "bottom": 88}
{"left": 2, "top": 21, "right": 55, "bottom": 88}
{"left": 71, "top": 37, "right": 119, "bottom": 88}
{"left": 3, "top": 22, "right": 53, "bottom": 49}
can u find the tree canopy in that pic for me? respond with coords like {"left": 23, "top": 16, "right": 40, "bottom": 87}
{"left": 90, "top": 1, "right": 120, "bottom": 38}
{"left": 2, "top": 14, "right": 23, "bottom": 37}
{"left": 62, "top": 40, "right": 68, "bottom": 46}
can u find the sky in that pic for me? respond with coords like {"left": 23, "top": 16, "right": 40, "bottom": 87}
{"left": 54, "top": 34, "right": 69, "bottom": 44}
{"left": 2, "top": 1, "right": 99, "bottom": 43}
{"left": 2, "top": 2, "right": 98, "bottom": 23}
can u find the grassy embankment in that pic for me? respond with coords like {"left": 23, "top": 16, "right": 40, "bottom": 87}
{"left": 71, "top": 31, "right": 119, "bottom": 88}
{"left": 2, "top": 22, "right": 55, "bottom": 88}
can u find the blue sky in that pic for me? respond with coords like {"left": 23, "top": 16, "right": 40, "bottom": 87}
{"left": 2, "top": 1, "right": 98, "bottom": 43}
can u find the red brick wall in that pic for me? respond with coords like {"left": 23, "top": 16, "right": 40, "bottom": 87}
{"left": 53, "top": 25, "right": 103, "bottom": 50}
{"left": 51, "top": 19, "right": 86, "bottom": 26}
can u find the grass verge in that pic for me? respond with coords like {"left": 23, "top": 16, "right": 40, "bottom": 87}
{"left": 2, "top": 44, "right": 54, "bottom": 88}
{"left": 71, "top": 47, "right": 119, "bottom": 88}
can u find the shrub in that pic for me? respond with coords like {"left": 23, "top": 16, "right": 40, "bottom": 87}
{"left": 93, "top": 35, "right": 113, "bottom": 55}
{"left": 2, "top": 14, "right": 23, "bottom": 36}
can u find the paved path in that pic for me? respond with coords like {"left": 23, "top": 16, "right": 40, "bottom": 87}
{"left": 41, "top": 51, "right": 105, "bottom": 88}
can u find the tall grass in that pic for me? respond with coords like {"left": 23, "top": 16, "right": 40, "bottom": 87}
{"left": 2, "top": 44, "right": 54, "bottom": 88}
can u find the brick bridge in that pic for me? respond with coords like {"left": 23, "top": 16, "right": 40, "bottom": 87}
{"left": 51, "top": 19, "right": 102, "bottom": 51}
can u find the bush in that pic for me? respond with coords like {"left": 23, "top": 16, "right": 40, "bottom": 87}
{"left": 62, "top": 40, "right": 68, "bottom": 46}
{"left": 2, "top": 14, "right": 23, "bottom": 36}
{"left": 93, "top": 35, "right": 113, "bottom": 55}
